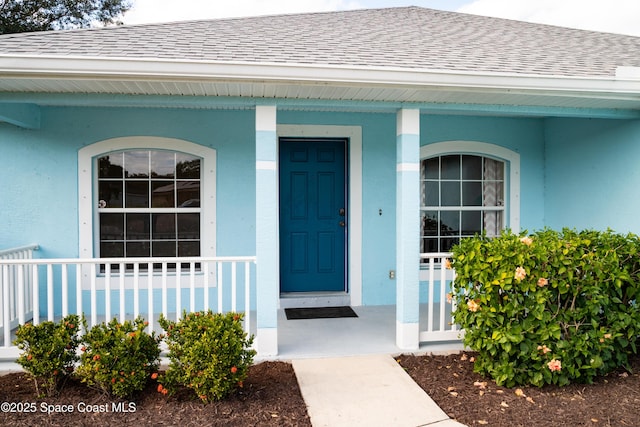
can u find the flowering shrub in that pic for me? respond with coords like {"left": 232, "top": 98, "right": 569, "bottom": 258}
{"left": 158, "top": 311, "right": 256, "bottom": 402}
{"left": 75, "top": 317, "right": 161, "bottom": 398}
{"left": 13, "top": 315, "right": 82, "bottom": 396}
{"left": 451, "top": 229, "right": 640, "bottom": 387}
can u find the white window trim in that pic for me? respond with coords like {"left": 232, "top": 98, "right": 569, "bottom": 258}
{"left": 78, "top": 137, "right": 216, "bottom": 286}
{"left": 276, "top": 125, "right": 363, "bottom": 306}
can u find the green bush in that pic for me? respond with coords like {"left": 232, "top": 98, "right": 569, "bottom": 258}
{"left": 158, "top": 310, "right": 256, "bottom": 402}
{"left": 75, "top": 317, "right": 161, "bottom": 398}
{"left": 451, "top": 228, "right": 640, "bottom": 387}
{"left": 13, "top": 315, "right": 82, "bottom": 396}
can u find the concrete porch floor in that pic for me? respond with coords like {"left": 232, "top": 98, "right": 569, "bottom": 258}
{"left": 268, "top": 305, "right": 464, "bottom": 360}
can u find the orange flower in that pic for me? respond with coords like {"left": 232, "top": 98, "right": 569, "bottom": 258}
{"left": 537, "top": 345, "right": 551, "bottom": 354}
{"left": 112, "top": 378, "right": 116, "bottom": 384}
{"left": 151, "top": 372, "right": 158, "bottom": 380}
{"left": 446, "top": 293, "right": 453, "bottom": 304}
{"left": 157, "top": 384, "right": 164, "bottom": 393}
{"left": 26, "top": 354, "right": 32, "bottom": 361}
{"left": 230, "top": 366, "right": 238, "bottom": 374}
{"left": 143, "top": 321, "right": 149, "bottom": 326}
{"left": 537, "top": 278, "right": 548, "bottom": 287}
{"left": 467, "top": 299, "right": 480, "bottom": 312}
{"left": 514, "top": 267, "right": 527, "bottom": 281}
{"left": 93, "top": 354, "right": 100, "bottom": 361}
{"left": 444, "top": 258, "right": 452, "bottom": 269}
{"left": 237, "top": 381, "right": 244, "bottom": 388}
{"left": 520, "top": 236, "right": 533, "bottom": 246}
{"left": 161, "top": 388, "right": 168, "bottom": 395}
{"left": 547, "top": 359, "right": 562, "bottom": 372}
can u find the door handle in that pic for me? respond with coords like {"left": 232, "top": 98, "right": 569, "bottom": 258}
{"left": 339, "top": 208, "right": 345, "bottom": 216}
{"left": 339, "top": 221, "right": 346, "bottom": 227}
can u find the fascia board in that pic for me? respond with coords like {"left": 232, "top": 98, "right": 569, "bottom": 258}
{"left": 1, "top": 54, "right": 640, "bottom": 98}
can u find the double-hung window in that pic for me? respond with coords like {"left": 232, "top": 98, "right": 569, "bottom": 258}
{"left": 78, "top": 137, "right": 217, "bottom": 274}
{"left": 97, "top": 150, "right": 201, "bottom": 261}
{"left": 421, "top": 153, "right": 507, "bottom": 254}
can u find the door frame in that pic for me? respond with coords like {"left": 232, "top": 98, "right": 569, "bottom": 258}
{"left": 277, "top": 125, "right": 363, "bottom": 305}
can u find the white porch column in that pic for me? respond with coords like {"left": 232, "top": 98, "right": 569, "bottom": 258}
{"left": 255, "top": 105, "right": 278, "bottom": 356}
{"left": 396, "top": 108, "right": 421, "bottom": 350}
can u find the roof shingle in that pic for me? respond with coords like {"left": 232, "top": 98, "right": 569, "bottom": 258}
{"left": 0, "top": 6, "right": 639, "bottom": 78}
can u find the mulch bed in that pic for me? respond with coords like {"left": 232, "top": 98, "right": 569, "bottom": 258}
{"left": 398, "top": 352, "right": 640, "bottom": 427}
{"left": 0, "top": 362, "right": 311, "bottom": 426}
{"left": 2, "top": 353, "right": 639, "bottom": 426}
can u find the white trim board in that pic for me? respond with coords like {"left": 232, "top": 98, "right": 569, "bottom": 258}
{"left": 277, "top": 125, "right": 363, "bottom": 306}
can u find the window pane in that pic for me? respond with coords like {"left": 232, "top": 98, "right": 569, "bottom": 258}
{"left": 423, "top": 181, "right": 439, "bottom": 206}
{"left": 441, "top": 181, "right": 460, "bottom": 206}
{"left": 100, "top": 213, "right": 124, "bottom": 240}
{"left": 441, "top": 155, "right": 460, "bottom": 180}
{"left": 462, "top": 182, "right": 482, "bottom": 206}
{"left": 177, "top": 213, "right": 200, "bottom": 239}
{"left": 421, "top": 212, "right": 439, "bottom": 236}
{"left": 151, "top": 181, "right": 175, "bottom": 207}
{"left": 484, "top": 158, "right": 504, "bottom": 180}
{"left": 483, "top": 211, "right": 504, "bottom": 237}
{"left": 178, "top": 241, "right": 200, "bottom": 257}
{"left": 176, "top": 154, "right": 200, "bottom": 179}
{"left": 153, "top": 214, "right": 176, "bottom": 240}
{"left": 177, "top": 181, "right": 200, "bottom": 207}
{"left": 462, "top": 211, "right": 482, "bottom": 235}
{"left": 483, "top": 181, "right": 504, "bottom": 207}
{"left": 126, "top": 213, "right": 149, "bottom": 240}
{"left": 127, "top": 242, "right": 150, "bottom": 257}
{"left": 152, "top": 241, "right": 176, "bottom": 257}
{"left": 99, "top": 181, "right": 123, "bottom": 208}
{"left": 125, "top": 181, "right": 149, "bottom": 208}
{"left": 124, "top": 151, "right": 149, "bottom": 178}
{"left": 150, "top": 151, "right": 175, "bottom": 178}
{"left": 422, "top": 158, "right": 439, "bottom": 179}
{"left": 98, "top": 154, "right": 123, "bottom": 178}
{"left": 421, "top": 238, "right": 438, "bottom": 254}
{"left": 441, "top": 238, "right": 459, "bottom": 252}
{"left": 440, "top": 211, "right": 460, "bottom": 234}
{"left": 462, "top": 155, "right": 482, "bottom": 180}
{"left": 101, "top": 242, "right": 124, "bottom": 257}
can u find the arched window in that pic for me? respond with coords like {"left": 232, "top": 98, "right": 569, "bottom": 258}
{"left": 78, "top": 137, "right": 216, "bottom": 262}
{"left": 420, "top": 141, "right": 520, "bottom": 254}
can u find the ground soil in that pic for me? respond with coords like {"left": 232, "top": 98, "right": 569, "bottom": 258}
{"left": 398, "top": 352, "right": 640, "bottom": 427}
{"left": 0, "top": 362, "right": 311, "bottom": 426}
{"left": 1, "top": 353, "right": 639, "bottom": 427}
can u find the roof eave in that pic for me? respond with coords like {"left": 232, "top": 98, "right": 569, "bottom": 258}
{"left": 1, "top": 54, "right": 640, "bottom": 101}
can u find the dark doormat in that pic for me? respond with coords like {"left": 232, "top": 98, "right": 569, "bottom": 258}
{"left": 285, "top": 306, "right": 358, "bottom": 320}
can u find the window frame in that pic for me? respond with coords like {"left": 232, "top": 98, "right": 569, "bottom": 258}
{"left": 79, "top": 137, "right": 216, "bottom": 263}
{"left": 419, "top": 140, "right": 520, "bottom": 255}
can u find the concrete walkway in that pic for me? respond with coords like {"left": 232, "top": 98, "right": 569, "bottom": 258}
{"left": 292, "top": 354, "right": 466, "bottom": 427}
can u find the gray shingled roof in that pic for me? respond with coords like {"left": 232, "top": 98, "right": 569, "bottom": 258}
{"left": 0, "top": 6, "right": 639, "bottom": 78}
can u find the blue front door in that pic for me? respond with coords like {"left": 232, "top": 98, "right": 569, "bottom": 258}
{"left": 279, "top": 138, "right": 347, "bottom": 293}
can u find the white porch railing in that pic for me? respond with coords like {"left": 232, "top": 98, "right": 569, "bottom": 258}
{"left": 0, "top": 251, "right": 256, "bottom": 355}
{"left": 419, "top": 252, "right": 463, "bottom": 343}
{"left": 0, "top": 244, "right": 39, "bottom": 342}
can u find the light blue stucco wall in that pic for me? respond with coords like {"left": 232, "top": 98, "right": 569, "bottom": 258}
{"left": 3, "top": 105, "right": 592, "bottom": 310}
{"left": 421, "top": 115, "right": 547, "bottom": 232}
{"left": 544, "top": 118, "right": 640, "bottom": 234}
{"left": 1, "top": 106, "right": 256, "bottom": 258}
